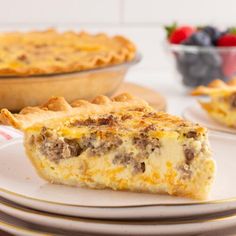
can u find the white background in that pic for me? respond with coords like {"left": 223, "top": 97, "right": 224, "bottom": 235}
{"left": 0, "top": 0, "right": 235, "bottom": 25}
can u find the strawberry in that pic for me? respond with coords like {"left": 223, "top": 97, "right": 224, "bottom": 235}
{"left": 165, "top": 24, "right": 195, "bottom": 44}
{"left": 217, "top": 34, "right": 236, "bottom": 46}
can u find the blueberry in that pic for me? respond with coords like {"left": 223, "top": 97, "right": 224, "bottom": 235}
{"left": 200, "top": 51, "right": 222, "bottom": 67}
{"left": 174, "top": 54, "right": 187, "bottom": 75}
{"left": 182, "top": 75, "right": 201, "bottom": 87}
{"left": 188, "top": 59, "right": 209, "bottom": 78}
{"left": 175, "top": 52, "right": 200, "bottom": 77}
{"left": 180, "top": 52, "right": 199, "bottom": 65}
{"left": 176, "top": 59, "right": 187, "bottom": 74}
{"left": 201, "top": 26, "right": 222, "bottom": 45}
{"left": 182, "top": 31, "right": 212, "bottom": 46}
{"left": 202, "top": 67, "right": 223, "bottom": 85}
{"left": 174, "top": 44, "right": 224, "bottom": 87}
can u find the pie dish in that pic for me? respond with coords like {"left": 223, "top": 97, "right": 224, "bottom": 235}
{"left": 0, "top": 29, "right": 136, "bottom": 77}
{"left": 191, "top": 79, "right": 236, "bottom": 128}
{"left": 0, "top": 93, "right": 216, "bottom": 200}
{"left": 0, "top": 29, "right": 138, "bottom": 111}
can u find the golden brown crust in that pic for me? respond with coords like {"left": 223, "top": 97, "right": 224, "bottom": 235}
{"left": 0, "top": 93, "right": 151, "bottom": 130}
{"left": 0, "top": 29, "right": 136, "bottom": 77}
{"left": 191, "top": 78, "right": 236, "bottom": 96}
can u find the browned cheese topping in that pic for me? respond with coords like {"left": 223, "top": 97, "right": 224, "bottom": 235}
{"left": 29, "top": 111, "right": 203, "bottom": 175}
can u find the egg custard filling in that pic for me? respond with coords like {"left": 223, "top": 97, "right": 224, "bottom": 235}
{"left": 0, "top": 94, "right": 215, "bottom": 200}
{"left": 192, "top": 79, "right": 236, "bottom": 128}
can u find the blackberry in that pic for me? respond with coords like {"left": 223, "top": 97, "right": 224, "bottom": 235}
{"left": 201, "top": 26, "right": 222, "bottom": 45}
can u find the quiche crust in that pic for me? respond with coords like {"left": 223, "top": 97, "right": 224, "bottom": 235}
{"left": 0, "top": 94, "right": 215, "bottom": 200}
{"left": 192, "top": 79, "right": 236, "bottom": 128}
{"left": 0, "top": 29, "right": 136, "bottom": 77}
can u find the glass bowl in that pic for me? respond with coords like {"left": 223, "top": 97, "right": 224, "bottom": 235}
{"left": 0, "top": 54, "right": 141, "bottom": 111}
{"left": 168, "top": 43, "right": 236, "bottom": 87}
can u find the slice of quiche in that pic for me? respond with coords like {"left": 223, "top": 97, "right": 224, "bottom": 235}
{"left": 0, "top": 93, "right": 215, "bottom": 199}
{"left": 192, "top": 79, "right": 236, "bottom": 128}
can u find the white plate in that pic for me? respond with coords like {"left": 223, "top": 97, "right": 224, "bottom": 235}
{"left": 183, "top": 103, "right": 236, "bottom": 135}
{"left": 0, "top": 211, "right": 52, "bottom": 236}
{"left": 0, "top": 203, "right": 98, "bottom": 236}
{"left": 1, "top": 196, "right": 236, "bottom": 236}
{"left": 0, "top": 210, "right": 89, "bottom": 236}
{"left": 0, "top": 134, "right": 236, "bottom": 219}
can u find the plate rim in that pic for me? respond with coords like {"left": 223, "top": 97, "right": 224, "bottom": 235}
{"left": 2, "top": 195, "right": 236, "bottom": 226}
{"left": 0, "top": 213, "right": 52, "bottom": 236}
{"left": 1, "top": 134, "right": 236, "bottom": 209}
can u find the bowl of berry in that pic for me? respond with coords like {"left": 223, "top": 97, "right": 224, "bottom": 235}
{"left": 166, "top": 23, "right": 236, "bottom": 87}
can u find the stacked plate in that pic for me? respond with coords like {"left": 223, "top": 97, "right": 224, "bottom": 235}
{"left": 0, "top": 130, "right": 236, "bottom": 236}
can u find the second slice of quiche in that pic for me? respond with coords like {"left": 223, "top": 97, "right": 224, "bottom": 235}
{"left": 0, "top": 94, "right": 215, "bottom": 200}
{"left": 192, "top": 79, "right": 236, "bottom": 128}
